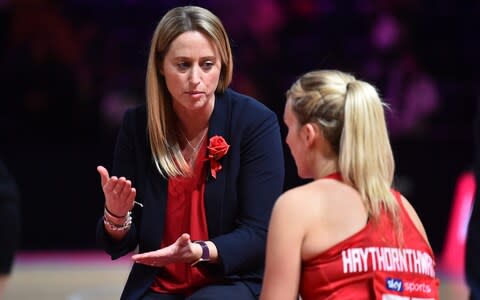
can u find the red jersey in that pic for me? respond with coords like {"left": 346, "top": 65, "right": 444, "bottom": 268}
{"left": 299, "top": 191, "right": 440, "bottom": 300}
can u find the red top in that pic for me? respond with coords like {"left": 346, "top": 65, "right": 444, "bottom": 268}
{"left": 150, "top": 141, "right": 212, "bottom": 295}
{"left": 300, "top": 174, "right": 440, "bottom": 300}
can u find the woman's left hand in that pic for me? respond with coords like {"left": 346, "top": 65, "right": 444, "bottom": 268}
{"left": 131, "top": 233, "right": 200, "bottom": 267}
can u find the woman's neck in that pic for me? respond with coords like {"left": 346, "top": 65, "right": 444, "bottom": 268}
{"left": 178, "top": 120, "right": 209, "bottom": 140}
{"left": 174, "top": 104, "right": 213, "bottom": 139}
{"left": 312, "top": 158, "right": 339, "bottom": 180}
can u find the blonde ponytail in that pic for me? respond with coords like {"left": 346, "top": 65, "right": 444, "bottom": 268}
{"left": 340, "top": 79, "right": 397, "bottom": 221}
{"left": 287, "top": 70, "right": 401, "bottom": 240}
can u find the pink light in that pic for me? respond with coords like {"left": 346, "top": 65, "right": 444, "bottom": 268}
{"left": 440, "top": 171, "right": 476, "bottom": 279}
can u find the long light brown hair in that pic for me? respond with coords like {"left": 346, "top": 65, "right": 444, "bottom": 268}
{"left": 146, "top": 6, "right": 233, "bottom": 177}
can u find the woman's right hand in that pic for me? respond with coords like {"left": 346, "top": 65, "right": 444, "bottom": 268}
{"left": 97, "top": 165, "right": 137, "bottom": 218}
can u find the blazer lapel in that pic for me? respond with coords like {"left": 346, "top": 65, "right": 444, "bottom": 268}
{"left": 204, "top": 91, "right": 231, "bottom": 237}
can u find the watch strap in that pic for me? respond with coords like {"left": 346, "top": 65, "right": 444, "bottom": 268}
{"left": 196, "top": 241, "right": 210, "bottom": 260}
{"left": 191, "top": 240, "right": 210, "bottom": 266}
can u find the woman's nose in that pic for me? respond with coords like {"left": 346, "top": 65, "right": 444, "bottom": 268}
{"left": 189, "top": 66, "right": 201, "bottom": 85}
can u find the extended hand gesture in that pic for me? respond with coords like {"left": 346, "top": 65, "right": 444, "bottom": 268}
{"left": 132, "top": 233, "right": 200, "bottom": 267}
{"left": 97, "top": 165, "right": 137, "bottom": 218}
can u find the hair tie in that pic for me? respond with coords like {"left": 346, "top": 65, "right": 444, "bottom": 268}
{"left": 346, "top": 81, "right": 352, "bottom": 92}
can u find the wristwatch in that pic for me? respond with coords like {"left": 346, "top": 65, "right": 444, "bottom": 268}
{"left": 191, "top": 240, "right": 210, "bottom": 266}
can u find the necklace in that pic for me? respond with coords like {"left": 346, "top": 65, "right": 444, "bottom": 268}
{"left": 180, "top": 128, "right": 208, "bottom": 155}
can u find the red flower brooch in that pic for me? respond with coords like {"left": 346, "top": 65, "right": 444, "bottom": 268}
{"left": 206, "top": 135, "right": 230, "bottom": 179}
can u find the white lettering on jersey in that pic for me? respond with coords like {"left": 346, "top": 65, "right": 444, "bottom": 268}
{"left": 341, "top": 247, "right": 435, "bottom": 277}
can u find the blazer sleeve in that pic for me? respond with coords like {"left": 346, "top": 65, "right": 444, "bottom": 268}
{"left": 96, "top": 108, "right": 140, "bottom": 259}
{"left": 211, "top": 108, "right": 285, "bottom": 275}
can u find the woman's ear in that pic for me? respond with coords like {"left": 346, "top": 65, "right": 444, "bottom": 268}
{"left": 302, "top": 123, "right": 318, "bottom": 148}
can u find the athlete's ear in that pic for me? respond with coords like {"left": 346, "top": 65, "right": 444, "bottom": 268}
{"left": 302, "top": 123, "right": 318, "bottom": 148}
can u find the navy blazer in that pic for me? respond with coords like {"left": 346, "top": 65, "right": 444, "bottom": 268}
{"left": 96, "top": 89, "right": 285, "bottom": 299}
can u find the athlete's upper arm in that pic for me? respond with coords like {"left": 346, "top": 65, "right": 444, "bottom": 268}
{"left": 260, "top": 190, "right": 306, "bottom": 300}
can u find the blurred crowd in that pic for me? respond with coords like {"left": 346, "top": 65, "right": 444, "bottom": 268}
{"left": 1, "top": 0, "right": 479, "bottom": 141}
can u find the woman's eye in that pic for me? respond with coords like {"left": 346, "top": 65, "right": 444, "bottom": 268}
{"left": 177, "top": 62, "right": 190, "bottom": 70}
{"left": 202, "top": 61, "right": 214, "bottom": 70}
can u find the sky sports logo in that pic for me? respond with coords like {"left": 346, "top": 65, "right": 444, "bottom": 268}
{"left": 385, "top": 278, "right": 433, "bottom": 295}
{"left": 386, "top": 278, "right": 403, "bottom": 292}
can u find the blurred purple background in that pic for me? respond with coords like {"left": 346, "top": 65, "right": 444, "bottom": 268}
{"left": 0, "top": 0, "right": 478, "bottom": 256}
